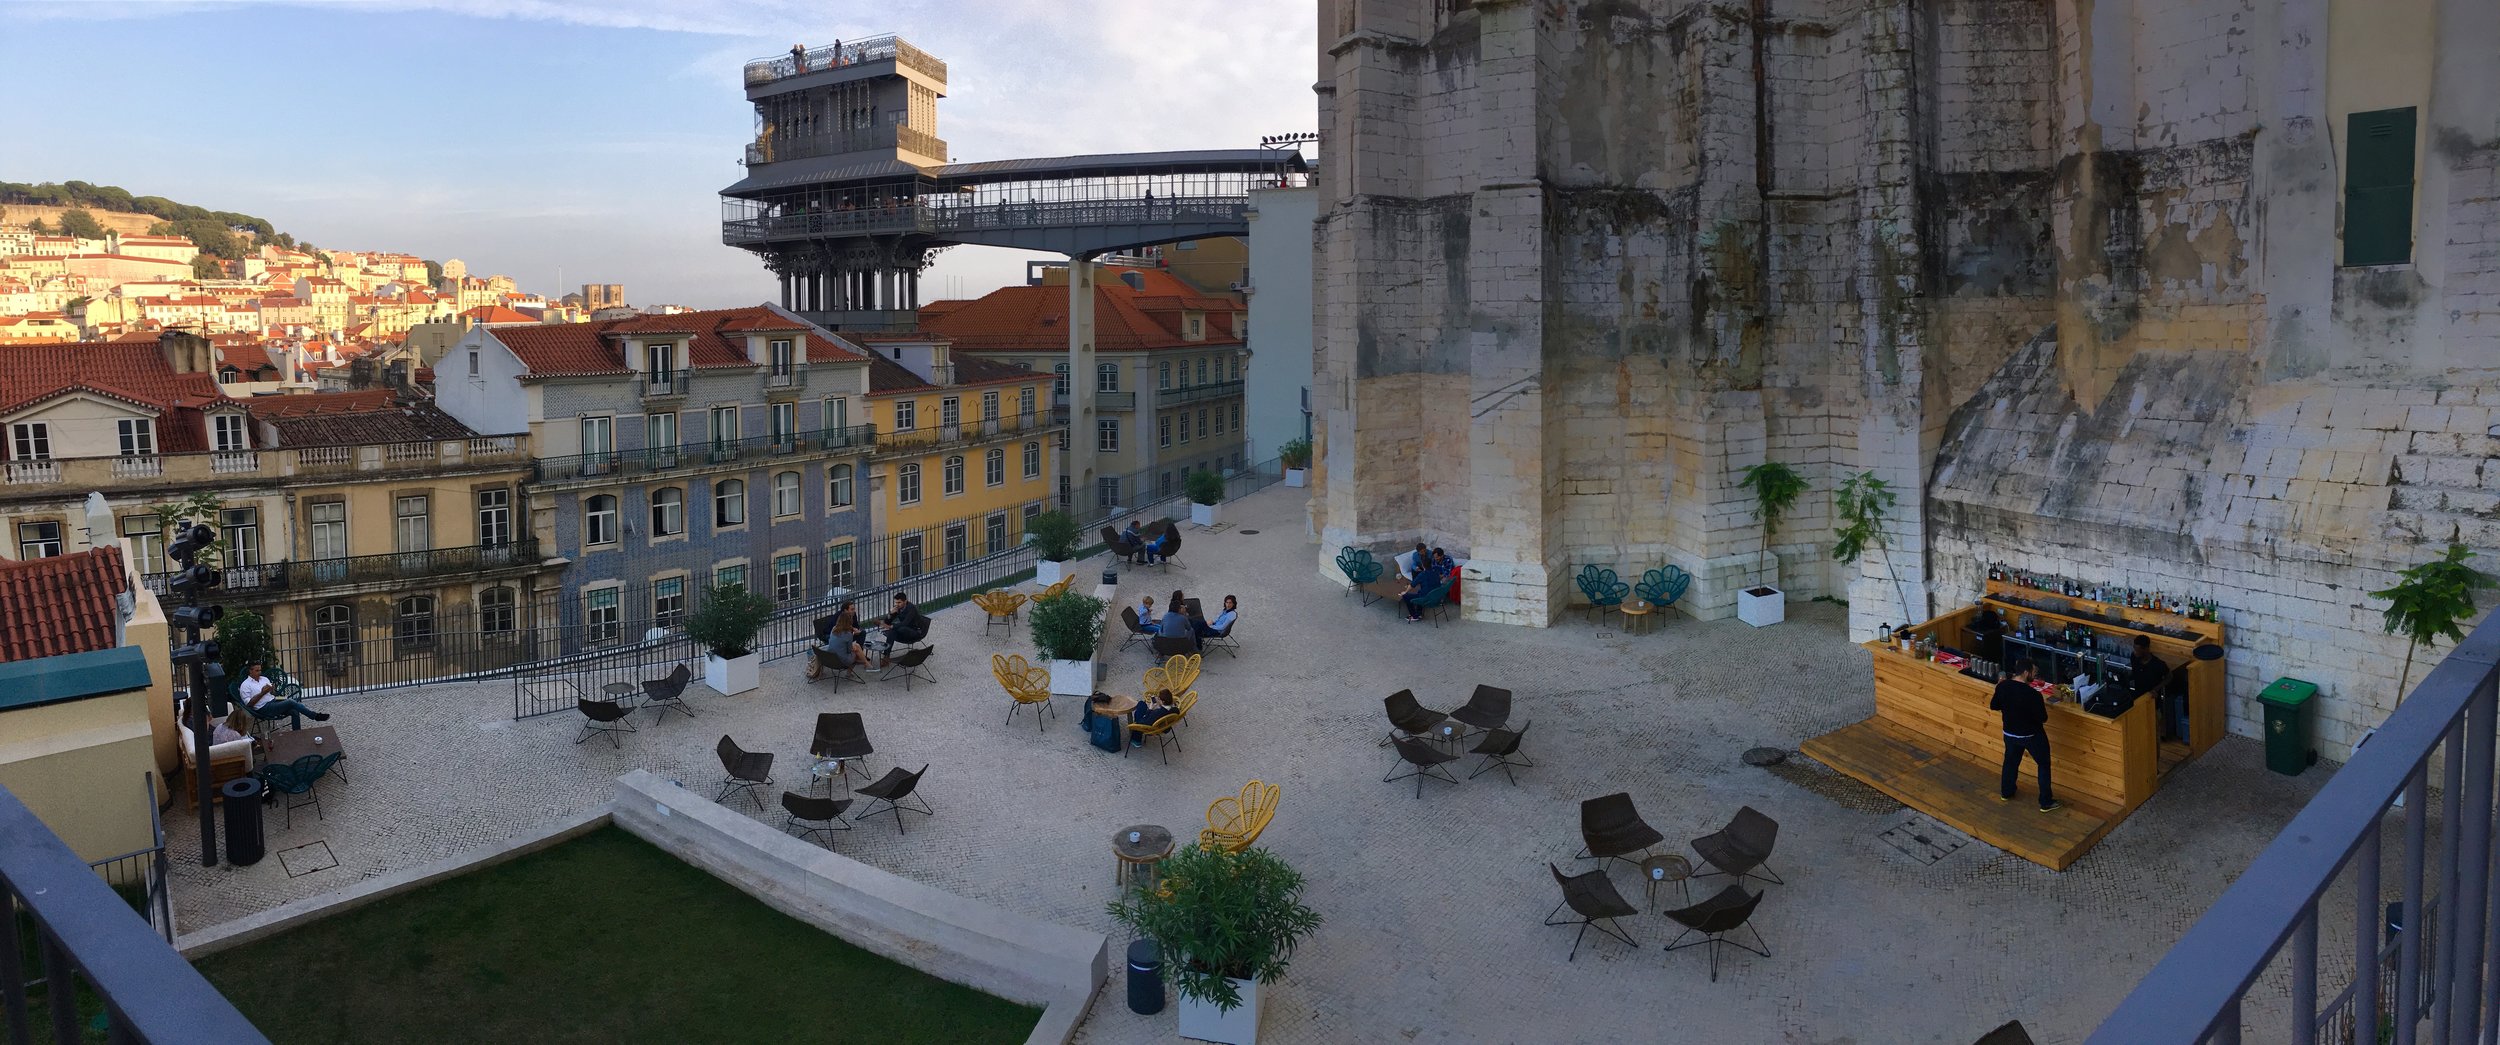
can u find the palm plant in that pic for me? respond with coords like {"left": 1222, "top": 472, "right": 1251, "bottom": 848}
{"left": 1107, "top": 844, "right": 1323, "bottom": 1013}
{"left": 1831, "top": 470, "right": 1922, "bottom": 621}
{"left": 1738, "top": 462, "right": 1807, "bottom": 566}
{"left": 2371, "top": 543, "right": 2493, "bottom": 705}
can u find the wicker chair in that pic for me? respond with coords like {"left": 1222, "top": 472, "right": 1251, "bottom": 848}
{"left": 1038, "top": 577, "right": 1074, "bottom": 601}
{"left": 1199, "top": 780, "right": 1279, "bottom": 852}
{"left": 1543, "top": 862, "right": 1639, "bottom": 961}
{"left": 258, "top": 752, "right": 342, "bottom": 831}
{"left": 780, "top": 791, "right": 854, "bottom": 847}
{"left": 1573, "top": 565, "right": 1630, "bottom": 623}
{"left": 1126, "top": 691, "right": 1195, "bottom": 763}
{"left": 1142, "top": 654, "right": 1201, "bottom": 698}
{"left": 1662, "top": 884, "right": 1770, "bottom": 981}
{"left": 1578, "top": 792, "right": 1666, "bottom": 871}
{"left": 714, "top": 735, "right": 775, "bottom": 811}
{"left": 994, "top": 653, "right": 1055, "bottom": 732}
{"left": 1691, "top": 806, "right": 1785, "bottom": 885}
{"left": 1635, "top": 565, "right": 1692, "bottom": 612}
{"left": 1379, "top": 688, "right": 1449, "bottom": 747}
{"left": 1336, "top": 547, "right": 1385, "bottom": 602}
{"left": 972, "top": 589, "right": 1027, "bottom": 633}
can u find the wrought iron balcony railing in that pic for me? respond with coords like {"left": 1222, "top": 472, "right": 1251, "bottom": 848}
{"left": 533, "top": 425, "right": 877, "bottom": 483}
{"left": 639, "top": 369, "right": 693, "bottom": 399}
{"left": 1158, "top": 380, "right": 1246, "bottom": 408}
{"left": 742, "top": 34, "right": 947, "bottom": 90}
{"left": 872, "top": 413, "right": 1057, "bottom": 457}
{"left": 141, "top": 539, "right": 542, "bottom": 598}
{"left": 0, "top": 437, "right": 530, "bottom": 490}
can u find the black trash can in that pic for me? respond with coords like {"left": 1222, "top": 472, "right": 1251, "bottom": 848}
{"left": 220, "top": 777, "right": 265, "bottom": 866}
{"left": 1126, "top": 938, "right": 1164, "bottom": 1015}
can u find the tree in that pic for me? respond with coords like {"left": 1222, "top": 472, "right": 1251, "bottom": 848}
{"left": 2371, "top": 543, "right": 2494, "bottom": 705}
{"left": 423, "top": 259, "right": 443, "bottom": 285}
{"left": 23, "top": 217, "right": 50, "bottom": 235}
{"left": 1831, "top": 471, "right": 1923, "bottom": 622}
{"left": 56, "top": 208, "right": 105, "bottom": 240}
{"left": 191, "top": 256, "right": 226, "bottom": 280}
{"left": 1737, "top": 461, "right": 1808, "bottom": 553}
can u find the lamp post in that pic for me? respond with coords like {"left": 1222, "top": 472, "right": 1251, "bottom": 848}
{"left": 167, "top": 521, "right": 227, "bottom": 866}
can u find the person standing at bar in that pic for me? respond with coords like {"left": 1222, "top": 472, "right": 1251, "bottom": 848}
{"left": 1991, "top": 658, "right": 2061, "bottom": 812}
{"left": 2127, "top": 635, "right": 2174, "bottom": 741}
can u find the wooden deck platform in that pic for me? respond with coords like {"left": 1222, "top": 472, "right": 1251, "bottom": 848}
{"left": 1801, "top": 718, "right": 2131, "bottom": 871}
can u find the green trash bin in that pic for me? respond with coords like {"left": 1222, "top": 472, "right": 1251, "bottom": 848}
{"left": 2256, "top": 677, "right": 2320, "bottom": 776}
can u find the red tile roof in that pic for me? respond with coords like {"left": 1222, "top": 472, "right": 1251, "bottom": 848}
{"left": 920, "top": 267, "right": 1244, "bottom": 351}
{"left": 459, "top": 305, "right": 537, "bottom": 325}
{"left": 0, "top": 547, "right": 128, "bottom": 664}
{"left": 484, "top": 305, "right": 863, "bottom": 378}
{"left": 252, "top": 392, "right": 483, "bottom": 447}
{"left": 216, "top": 340, "right": 278, "bottom": 375}
{"left": 863, "top": 350, "right": 1044, "bottom": 395}
{"left": 0, "top": 340, "right": 236, "bottom": 452}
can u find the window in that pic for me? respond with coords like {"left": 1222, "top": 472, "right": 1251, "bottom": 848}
{"left": 644, "top": 412, "right": 676, "bottom": 456}
{"left": 984, "top": 513, "right": 1007, "bottom": 554}
{"left": 212, "top": 413, "right": 247, "bottom": 452}
{"left": 480, "top": 586, "right": 516, "bottom": 634}
{"left": 476, "top": 488, "right": 512, "bottom": 547}
{"left": 1059, "top": 475, "right": 1071, "bottom": 507}
{"left": 648, "top": 340, "right": 678, "bottom": 379}
{"left": 827, "top": 542, "right": 856, "bottom": 589}
{"left": 467, "top": 348, "right": 481, "bottom": 377}
{"left": 1158, "top": 361, "right": 1171, "bottom": 390}
{"left": 1058, "top": 430, "right": 1069, "bottom": 451}
{"left": 1196, "top": 359, "right": 1209, "bottom": 385}
{"left": 897, "top": 463, "right": 922, "bottom": 505}
{"left": 10, "top": 422, "right": 50, "bottom": 460}
{"left": 1097, "top": 362, "right": 1120, "bottom": 393}
{"left": 1179, "top": 413, "right": 1192, "bottom": 444}
{"left": 940, "top": 396, "right": 960, "bottom": 429}
{"left": 715, "top": 478, "right": 746, "bottom": 527}
{"left": 1096, "top": 476, "right": 1120, "bottom": 509}
{"left": 943, "top": 523, "right": 968, "bottom": 564}
{"left": 1231, "top": 357, "right": 1241, "bottom": 381}
{"left": 395, "top": 595, "right": 435, "bottom": 654}
{"left": 581, "top": 416, "right": 614, "bottom": 459}
{"left": 981, "top": 391, "right": 999, "bottom": 421}
{"left": 985, "top": 448, "right": 1005, "bottom": 487}
{"left": 1214, "top": 408, "right": 1225, "bottom": 436}
{"left": 715, "top": 563, "right": 747, "bottom": 591}
{"left": 898, "top": 534, "right": 923, "bottom": 579}
{"left": 1231, "top": 402, "right": 1241, "bottom": 430}
{"left": 1024, "top": 503, "right": 1043, "bottom": 525}
{"left": 770, "top": 402, "right": 796, "bottom": 446}
{"left": 768, "top": 338, "right": 794, "bottom": 375}
{"left": 394, "top": 495, "right": 430, "bottom": 552}
{"left": 310, "top": 501, "right": 347, "bottom": 563}
{"left": 1159, "top": 415, "right": 1172, "bottom": 447}
{"left": 116, "top": 418, "right": 154, "bottom": 457}
{"left": 829, "top": 464, "right": 854, "bottom": 508}
{"left": 1052, "top": 363, "right": 1069, "bottom": 395}
{"left": 1197, "top": 409, "right": 1209, "bottom": 440}
{"left": 653, "top": 577, "right": 686, "bottom": 627}
{"left": 709, "top": 405, "right": 739, "bottom": 450}
{"left": 773, "top": 553, "right": 804, "bottom": 602}
{"left": 652, "top": 487, "right": 685, "bottom": 537}
{"left": 943, "top": 455, "right": 965, "bottom": 495}
{"left": 895, "top": 399, "right": 917, "bottom": 431}
{"left": 1018, "top": 387, "right": 1035, "bottom": 417}
{"left": 773, "top": 471, "right": 801, "bottom": 517}
{"left": 1023, "top": 441, "right": 1041, "bottom": 478}
{"left": 315, "top": 604, "right": 356, "bottom": 658}
{"left": 122, "top": 514, "right": 164, "bottom": 574}
{"left": 1098, "top": 419, "right": 1119, "bottom": 453}
{"left": 221, "top": 507, "right": 260, "bottom": 566}
{"left": 822, "top": 395, "right": 849, "bottom": 432}
{"left": 2345, "top": 107, "right": 2417, "bottom": 266}
{"left": 1160, "top": 471, "right": 1172, "bottom": 497}
{"left": 16, "top": 521, "right": 61, "bottom": 559}
{"left": 586, "top": 588, "right": 621, "bottom": 642}
{"left": 585, "top": 495, "right": 619, "bottom": 545}
{"left": 1185, "top": 314, "right": 1203, "bottom": 338}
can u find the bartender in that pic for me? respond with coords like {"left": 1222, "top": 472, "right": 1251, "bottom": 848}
{"left": 1991, "top": 658, "right": 2061, "bottom": 812}
{"left": 2127, "top": 635, "right": 2175, "bottom": 741}
{"left": 1967, "top": 606, "right": 2006, "bottom": 663}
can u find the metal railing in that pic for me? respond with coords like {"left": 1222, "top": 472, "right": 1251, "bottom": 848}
{"left": 2092, "top": 610, "right": 2500, "bottom": 1043}
{"left": 744, "top": 126, "right": 948, "bottom": 168}
{"left": 742, "top": 35, "right": 947, "bottom": 89}
{"left": 1, "top": 781, "right": 265, "bottom": 1043}
{"left": 532, "top": 425, "right": 877, "bottom": 484}
{"left": 139, "top": 539, "right": 539, "bottom": 599}
{"left": 82, "top": 775, "right": 171, "bottom": 946}
{"left": 874, "top": 413, "right": 1059, "bottom": 457}
{"left": 0, "top": 439, "right": 531, "bottom": 488}
{"left": 722, "top": 196, "right": 1253, "bottom": 246}
{"left": 1158, "top": 380, "right": 1246, "bottom": 408}
{"left": 639, "top": 369, "right": 692, "bottom": 399}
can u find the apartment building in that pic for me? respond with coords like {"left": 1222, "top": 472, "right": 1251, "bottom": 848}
{"left": 856, "top": 332, "right": 1058, "bottom": 582}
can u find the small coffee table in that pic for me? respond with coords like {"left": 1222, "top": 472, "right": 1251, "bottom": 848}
{"left": 601, "top": 682, "right": 639, "bottom": 706}
{"left": 1114, "top": 824, "right": 1175, "bottom": 890}
{"left": 265, "top": 725, "right": 346, "bottom": 769}
{"left": 1618, "top": 601, "right": 1654, "bottom": 634}
{"left": 1641, "top": 854, "right": 1693, "bottom": 911}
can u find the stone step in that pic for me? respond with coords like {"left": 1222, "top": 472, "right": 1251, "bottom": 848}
{"left": 2390, "top": 454, "right": 2500, "bottom": 490}
{"left": 2379, "top": 510, "right": 2500, "bottom": 548}
{"left": 2389, "top": 485, "right": 2500, "bottom": 515}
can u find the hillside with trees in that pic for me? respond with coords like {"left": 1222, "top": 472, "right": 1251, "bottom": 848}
{"left": 0, "top": 181, "right": 311, "bottom": 279}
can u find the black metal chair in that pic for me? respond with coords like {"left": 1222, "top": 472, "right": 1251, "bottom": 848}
{"left": 574, "top": 697, "right": 637, "bottom": 748}
{"left": 779, "top": 791, "right": 853, "bottom": 847}
{"left": 1467, "top": 720, "right": 1533, "bottom": 785}
{"left": 1662, "top": 883, "right": 1770, "bottom": 981}
{"left": 809, "top": 712, "right": 874, "bottom": 787}
{"left": 1691, "top": 806, "right": 1784, "bottom": 886}
{"left": 1202, "top": 613, "right": 1240, "bottom": 658}
{"left": 1972, "top": 1021, "right": 2038, "bottom": 1045}
{"left": 1543, "top": 862, "right": 1639, "bottom": 961}
{"left": 1450, "top": 684, "right": 1511, "bottom": 735}
{"left": 1102, "top": 526, "right": 1144, "bottom": 564}
{"left": 1149, "top": 632, "right": 1198, "bottom": 658}
{"left": 811, "top": 647, "right": 866, "bottom": 689}
{"left": 714, "top": 735, "right": 775, "bottom": 811}
{"left": 1578, "top": 792, "right": 1666, "bottom": 871}
{"left": 1383, "top": 736, "right": 1462, "bottom": 799}
{"left": 642, "top": 663, "right": 695, "bottom": 722}
{"left": 1118, "top": 606, "right": 1155, "bottom": 654}
{"left": 1379, "top": 688, "right": 1449, "bottom": 747}
{"left": 855, "top": 764, "right": 933, "bottom": 834}
{"left": 881, "top": 645, "right": 937, "bottom": 690}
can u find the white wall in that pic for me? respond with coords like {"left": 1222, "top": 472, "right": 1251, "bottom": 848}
{"left": 432, "top": 327, "right": 532, "bottom": 437}
{"left": 1244, "top": 185, "right": 1317, "bottom": 464}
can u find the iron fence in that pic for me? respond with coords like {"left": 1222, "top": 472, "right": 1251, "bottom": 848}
{"left": 532, "top": 424, "right": 877, "bottom": 484}
{"left": 2091, "top": 608, "right": 2500, "bottom": 1043}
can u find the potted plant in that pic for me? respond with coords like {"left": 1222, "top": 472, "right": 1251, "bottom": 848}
{"left": 1736, "top": 461, "right": 1806, "bottom": 627}
{"left": 1109, "top": 844, "right": 1324, "bottom": 1045}
{"left": 1831, "top": 470, "right": 1925, "bottom": 632}
{"left": 1277, "top": 438, "right": 1311, "bottom": 488}
{"left": 687, "top": 582, "right": 774, "bottom": 696}
{"left": 1026, "top": 508, "right": 1082, "bottom": 585}
{"left": 1186, "top": 468, "right": 1227, "bottom": 527}
{"left": 1029, "top": 588, "right": 1106, "bottom": 697}
{"left": 2370, "top": 543, "right": 2493, "bottom": 706}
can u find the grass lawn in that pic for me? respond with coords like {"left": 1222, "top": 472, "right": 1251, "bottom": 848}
{"left": 195, "top": 826, "right": 1040, "bottom": 1044}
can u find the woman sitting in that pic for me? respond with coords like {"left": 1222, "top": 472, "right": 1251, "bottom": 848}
{"left": 1192, "top": 594, "right": 1238, "bottom": 639}
{"left": 1132, "top": 688, "right": 1181, "bottom": 746}
{"left": 1158, "top": 590, "right": 1201, "bottom": 652}
{"left": 807, "top": 608, "right": 871, "bottom": 679}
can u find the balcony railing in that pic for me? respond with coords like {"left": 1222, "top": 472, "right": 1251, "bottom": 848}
{"left": 722, "top": 196, "right": 1253, "bottom": 246}
{"left": 2092, "top": 610, "right": 2500, "bottom": 1043}
{"left": 1159, "top": 380, "right": 1246, "bottom": 408}
{"left": 640, "top": 369, "right": 693, "bottom": 399}
{"left": 766, "top": 363, "right": 806, "bottom": 389}
{"left": 0, "top": 438, "right": 534, "bottom": 490}
{"left": 140, "top": 539, "right": 540, "bottom": 598}
{"left": 0, "top": 783, "right": 267, "bottom": 1043}
{"left": 741, "top": 34, "right": 947, "bottom": 90}
{"left": 744, "top": 126, "right": 947, "bottom": 168}
{"left": 872, "top": 413, "right": 1058, "bottom": 457}
{"left": 533, "top": 425, "right": 877, "bottom": 483}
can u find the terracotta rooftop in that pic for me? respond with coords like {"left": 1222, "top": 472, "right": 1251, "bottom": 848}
{"left": 250, "top": 391, "right": 485, "bottom": 447}
{"left": 483, "top": 305, "right": 863, "bottom": 378}
{"left": 459, "top": 305, "right": 538, "bottom": 325}
{"left": 0, "top": 547, "right": 128, "bottom": 664}
{"left": 920, "top": 267, "right": 1243, "bottom": 351}
{"left": 864, "top": 351, "right": 1043, "bottom": 394}
{"left": 0, "top": 340, "right": 235, "bottom": 451}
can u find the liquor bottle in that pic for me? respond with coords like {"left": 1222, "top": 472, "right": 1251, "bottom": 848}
{"left": 2153, "top": 591, "right": 2165, "bottom": 614}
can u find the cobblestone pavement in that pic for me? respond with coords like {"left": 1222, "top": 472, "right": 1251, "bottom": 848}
{"left": 168, "top": 485, "right": 2325, "bottom": 1044}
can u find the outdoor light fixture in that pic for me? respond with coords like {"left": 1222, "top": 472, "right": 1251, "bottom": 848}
{"left": 168, "top": 564, "right": 222, "bottom": 595}
{"left": 168, "top": 521, "right": 216, "bottom": 567}
{"left": 170, "top": 639, "right": 221, "bottom": 667}
{"left": 172, "top": 604, "right": 224, "bottom": 630}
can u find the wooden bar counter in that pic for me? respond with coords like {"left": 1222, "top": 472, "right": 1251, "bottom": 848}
{"left": 1803, "top": 583, "right": 2225, "bottom": 871}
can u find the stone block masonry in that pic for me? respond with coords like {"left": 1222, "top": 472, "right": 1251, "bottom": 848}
{"left": 1313, "top": 0, "right": 2500, "bottom": 757}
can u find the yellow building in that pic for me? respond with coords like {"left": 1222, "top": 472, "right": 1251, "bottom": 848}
{"left": 857, "top": 333, "right": 1060, "bottom": 582}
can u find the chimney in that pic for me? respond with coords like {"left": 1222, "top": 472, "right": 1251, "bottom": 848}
{"left": 158, "top": 328, "right": 213, "bottom": 374}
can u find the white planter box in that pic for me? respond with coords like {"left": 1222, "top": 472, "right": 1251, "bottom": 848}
{"left": 703, "top": 651, "right": 760, "bottom": 696}
{"left": 1737, "top": 586, "right": 1785, "bottom": 628}
{"left": 1036, "top": 559, "right": 1067, "bottom": 585}
{"left": 1045, "top": 657, "right": 1097, "bottom": 698}
{"left": 1283, "top": 468, "right": 1306, "bottom": 488}
{"left": 1192, "top": 502, "right": 1222, "bottom": 527}
{"left": 1177, "top": 977, "right": 1263, "bottom": 1045}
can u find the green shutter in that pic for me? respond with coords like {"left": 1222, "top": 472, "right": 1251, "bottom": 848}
{"left": 2343, "top": 107, "right": 2416, "bottom": 267}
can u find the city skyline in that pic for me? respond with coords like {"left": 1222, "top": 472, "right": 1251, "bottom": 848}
{"left": 1, "top": 0, "right": 1316, "bottom": 305}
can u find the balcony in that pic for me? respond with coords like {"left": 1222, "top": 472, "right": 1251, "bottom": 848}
{"left": 765, "top": 363, "right": 807, "bottom": 390}
{"left": 743, "top": 126, "right": 948, "bottom": 168}
{"left": 1158, "top": 380, "right": 1246, "bottom": 408}
{"left": 741, "top": 34, "right": 947, "bottom": 91}
{"left": 872, "top": 412, "right": 1058, "bottom": 458}
{"left": 142, "top": 538, "right": 542, "bottom": 599}
{"left": 0, "top": 438, "right": 534, "bottom": 493}
{"left": 639, "top": 369, "right": 693, "bottom": 400}
{"left": 533, "top": 425, "right": 877, "bottom": 485}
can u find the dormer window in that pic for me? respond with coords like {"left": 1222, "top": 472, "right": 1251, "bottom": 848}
{"left": 1184, "top": 312, "right": 1204, "bottom": 340}
{"left": 211, "top": 413, "right": 248, "bottom": 452}
{"left": 117, "top": 418, "right": 155, "bottom": 457}
{"left": 648, "top": 339, "right": 678, "bottom": 379}
{"left": 769, "top": 339, "right": 794, "bottom": 376}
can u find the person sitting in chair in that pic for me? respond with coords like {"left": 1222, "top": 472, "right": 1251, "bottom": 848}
{"left": 1400, "top": 557, "right": 1446, "bottom": 622}
{"left": 1136, "top": 594, "right": 1161, "bottom": 634}
{"left": 238, "top": 662, "right": 328, "bottom": 730}
{"left": 1121, "top": 519, "right": 1147, "bottom": 561}
{"left": 877, "top": 593, "right": 929, "bottom": 666}
{"left": 807, "top": 609, "right": 871, "bottom": 679}
{"left": 1402, "top": 542, "right": 1431, "bottom": 580}
{"left": 1144, "top": 527, "right": 1178, "bottom": 565}
{"left": 1159, "top": 590, "right": 1201, "bottom": 652}
{"left": 1133, "top": 688, "right": 1180, "bottom": 746}
{"left": 1193, "top": 594, "right": 1238, "bottom": 639}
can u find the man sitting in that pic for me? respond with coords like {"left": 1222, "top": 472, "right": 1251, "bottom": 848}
{"left": 1158, "top": 589, "right": 1201, "bottom": 652}
{"left": 1120, "top": 519, "right": 1147, "bottom": 562}
{"left": 876, "top": 593, "right": 930, "bottom": 665}
{"left": 1400, "top": 559, "right": 1446, "bottom": 622}
{"left": 238, "top": 662, "right": 328, "bottom": 730}
{"left": 1132, "top": 688, "right": 1181, "bottom": 746}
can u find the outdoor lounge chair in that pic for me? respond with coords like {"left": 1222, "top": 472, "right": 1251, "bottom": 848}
{"left": 1574, "top": 565, "right": 1630, "bottom": 623}
{"left": 1337, "top": 547, "right": 1385, "bottom": 602}
{"left": 1126, "top": 691, "right": 1195, "bottom": 763}
{"left": 1692, "top": 805, "right": 1785, "bottom": 885}
{"left": 809, "top": 712, "right": 874, "bottom": 786}
{"left": 1379, "top": 688, "right": 1450, "bottom": 747}
{"left": 881, "top": 645, "right": 937, "bottom": 690}
{"left": 1102, "top": 526, "right": 1145, "bottom": 564}
{"left": 779, "top": 791, "right": 853, "bottom": 847}
{"left": 1118, "top": 606, "right": 1156, "bottom": 654}
{"left": 574, "top": 696, "right": 637, "bottom": 748}
{"left": 855, "top": 764, "right": 933, "bottom": 834}
{"left": 241, "top": 697, "right": 299, "bottom": 739}
{"left": 1384, "top": 736, "right": 1462, "bottom": 798}
{"left": 1199, "top": 780, "right": 1279, "bottom": 853}
{"left": 1635, "top": 565, "right": 1692, "bottom": 612}
{"left": 1150, "top": 632, "right": 1198, "bottom": 658}
{"left": 1202, "top": 611, "right": 1240, "bottom": 658}
{"left": 714, "top": 735, "right": 775, "bottom": 811}
{"left": 258, "top": 752, "right": 342, "bottom": 831}
{"left": 1662, "top": 883, "right": 1770, "bottom": 981}
{"left": 1154, "top": 531, "right": 1185, "bottom": 570}
{"left": 1450, "top": 684, "right": 1512, "bottom": 735}
{"left": 972, "top": 589, "right": 1027, "bottom": 633}
{"left": 995, "top": 654, "right": 1054, "bottom": 732}
{"left": 1467, "top": 720, "right": 1534, "bottom": 785}
{"left": 642, "top": 663, "right": 695, "bottom": 722}
{"left": 1972, "top": 1021, "right": 2038, "bottom": 1045}
{"left": 1543, "top": 862, "right": 1639, "bottom": 961}
{"left": 810, "top": 647, "right": 866, "bottom": 689}
{"left": 1142, "top": 653, "right": 1201, "bottom": 698}
{"left": 1578, "top": 792, "right": 1666, "bottom": 871}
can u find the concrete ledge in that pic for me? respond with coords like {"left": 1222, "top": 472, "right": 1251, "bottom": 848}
{"left": 175, "top": 807, "right": 611, "bottom": 958}
{"left": 608, "top": 770, "right": 1107, "bottom": 1045}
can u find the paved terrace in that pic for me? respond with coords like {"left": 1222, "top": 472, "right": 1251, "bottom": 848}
{"left": 166, "top": 485, "right": 2325, "bottom": 1044}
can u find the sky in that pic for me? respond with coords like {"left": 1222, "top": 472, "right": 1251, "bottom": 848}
{"left": 0, "top": 0, "right": 1317, "bottom": 306}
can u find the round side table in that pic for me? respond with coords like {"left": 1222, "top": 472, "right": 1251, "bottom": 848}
{"left": 1641, "top": 853, "right": 1693, "bottom": 911}
{"left": 1114, "top": 824, "right": 1175, "bottom": 891}
{"left": 1619, "top": 602, "right": 1654, "bottom": 635}
{"left": 601, "top": 682, "right": 638, "bottom": 705}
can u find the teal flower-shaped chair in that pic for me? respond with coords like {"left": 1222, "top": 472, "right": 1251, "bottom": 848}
{"left": 1635, "top": 566, "right": 1691, "bottom": 612}
{"left": 1338, "top": 547, "right": 1386, "bottom": 603}
{"left": 1573, "top": 565, "right": 1629, "bottom": 623}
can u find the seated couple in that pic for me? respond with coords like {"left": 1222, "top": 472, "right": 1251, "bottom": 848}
{"left": 1399, "top": 543, "right": 1459, "bottom": 622}
{"left": 1120, "top": 519, "right": 1178, "bottom": 564}
{"left": 804, "top": 593, "right": 931, "bottom": 679}
{"left": 1135, "top": 590, "right": 1237, "bottom": 651}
